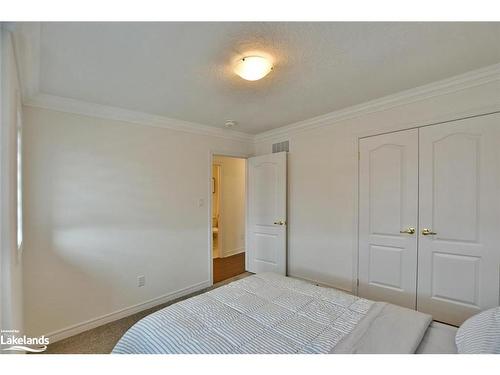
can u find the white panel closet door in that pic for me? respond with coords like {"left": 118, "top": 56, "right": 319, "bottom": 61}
{"left": 418, "top": 113, "right": 500, "bottom": 325}
{"left": 247, "top": 152, "right": 287, "bottom": 275}
{"left": 358, "top": 129, "right": 419, "bottom": 309}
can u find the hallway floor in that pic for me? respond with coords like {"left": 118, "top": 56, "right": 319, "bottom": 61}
{"left": 213, "top": 252, "right": 245, "bottom": 283}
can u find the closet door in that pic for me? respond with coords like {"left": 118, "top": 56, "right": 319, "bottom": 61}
{"left": 359, "top": 129, "right": 419, "bottom": 309}
{"left": 418, "top": 113, "right": 500, "bottom": 325}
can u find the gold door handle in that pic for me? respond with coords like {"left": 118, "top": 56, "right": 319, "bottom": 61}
{"left": 421, "top": 228, "right": 437, "bottom": 236}
{"left": 273, "top": 220, "right": 286, "bottom": 226}
{"left": 400, "top": 227, "right": 416, "bottom": 234}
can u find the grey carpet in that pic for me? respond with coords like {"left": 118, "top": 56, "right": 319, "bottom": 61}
{"left": 44, "top": 272, "right": 252, "bottom": 354}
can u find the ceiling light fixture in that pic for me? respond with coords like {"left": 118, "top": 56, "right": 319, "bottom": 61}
{"left": 234, "top": 56, "right": 273, "bottom": 81}
{"left": 224, "top": 120, "right": 237, "bottom": 128}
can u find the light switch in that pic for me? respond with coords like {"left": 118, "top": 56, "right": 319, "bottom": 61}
{"left": 137, "top": 275, "right": 145, "bottom": 287}
{"left": 198, "top": 198, "right": 205, "bottom": 207}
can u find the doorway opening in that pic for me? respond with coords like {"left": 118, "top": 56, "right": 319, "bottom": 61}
{"left": 211, "top": 155, "right": 247, "bottom": 284}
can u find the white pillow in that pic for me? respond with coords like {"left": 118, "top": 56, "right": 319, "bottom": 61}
{"left": 455, "top": 307, "right": 500, "bottom": 354}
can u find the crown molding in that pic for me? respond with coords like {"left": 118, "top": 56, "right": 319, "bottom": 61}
{"left": 13, "top": 22, "right": 253, "bottom": 143}
{"left": 16, "top": 27, "right": 499, "bottom": 146}
{"left": 254, "top": 63, "right": 500, "bottom": 143}
{"left": 23, "top": 61, "right": 500, "bottom": 145}
{"left": 10, "top": 22, "right": 40, "bottom": 99}
{"left": 24, "top": 93, "right": 254, "bottom": 142}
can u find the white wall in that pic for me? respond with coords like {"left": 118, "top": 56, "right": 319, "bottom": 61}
{"left": 0, "top": 27, "right": 24, "bottom": 336}
{"left": 213, "top": 156, "right": 245, "bottom": 258}
{"left": 22, "top": 106, "right": 252, "bottom": 339}
{"left": 255, "top": 74, "right": 500, "bottom": 293}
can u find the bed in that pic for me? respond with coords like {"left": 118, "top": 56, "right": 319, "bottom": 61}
{"left": 112, "top": 272, "right": 457, "bottom": 354}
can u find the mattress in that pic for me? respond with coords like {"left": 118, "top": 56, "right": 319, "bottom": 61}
{"left": 416, "top": 322, "right": 458, "bottom": 354}
{"left": 112, "top": 273, "right": 433, "bottom": 354}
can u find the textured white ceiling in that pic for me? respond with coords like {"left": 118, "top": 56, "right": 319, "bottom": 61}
{"left": 38, "top": 22, "right": 500, "bottom": 134}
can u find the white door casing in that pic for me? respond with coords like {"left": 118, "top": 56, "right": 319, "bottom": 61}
{"left": 247, "top": 152, "right": 287, "bottom": 275}
{"left": 417, "top": 113, "right": 500, "bottom": 325}
{"left": 358, "top": 129, "right": 419, "bottom": 309}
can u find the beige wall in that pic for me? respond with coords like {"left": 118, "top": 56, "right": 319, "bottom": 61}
{"left": 1, "top": 28, "right": 24, "bottom": 334}
{"left": 213, "top": 156, "right": 246, "bottom": 258}
{"left": 255, "top": 79, "right": 500, "bottom": 293}
{"left": 22, "top": 106, "right": 252, "bottom": 338}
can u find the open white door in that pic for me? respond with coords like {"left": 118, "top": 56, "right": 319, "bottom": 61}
{"left": 247, "top": 152, "right": 287, "bottom": 275}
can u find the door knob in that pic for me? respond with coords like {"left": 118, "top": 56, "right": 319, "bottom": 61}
{"left": 400, "top": 227, "right": 416, "bottom": 234}
{"left": 273, "top": 220, "right": 286, "bottom": 225}
{"left": 421, "top": 228, "right": 437, "bottom": 236}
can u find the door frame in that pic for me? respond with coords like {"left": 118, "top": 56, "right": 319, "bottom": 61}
{"left": 208, "top": 150, "right": 250, "bottom": 286}
{"left": 211, "top": 162, "right": 222, "bottom": 259}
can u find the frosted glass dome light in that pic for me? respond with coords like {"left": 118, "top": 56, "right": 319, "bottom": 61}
{"left": 234, "top": 56, "right": 273, "bottom": 81}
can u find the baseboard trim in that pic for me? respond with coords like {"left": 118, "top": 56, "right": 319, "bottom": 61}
{"left": 45, "top": 280, "right": 211, "bottom": 344}
{"left": 221, "top": 247, "right": 245, "bottom": 258}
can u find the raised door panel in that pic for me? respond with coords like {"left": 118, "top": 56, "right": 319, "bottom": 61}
{"left": 369, "top": 145, "right": 405, "bottom": 236}
{"left": 433, "top": 133, "right": 480, "bottom": 242}
{"left": 431, "top": 252, "right": 480, "bottom": 306}
{"left": 369, "top": 245, "right": 404, "bottom": 291}
{"left": 252, "top": 162, "right": 278, "bottom": 224}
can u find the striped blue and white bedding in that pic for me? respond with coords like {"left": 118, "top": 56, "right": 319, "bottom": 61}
{"left": 112, "top": 273, "right": 376, "bottom": 354}
{"left": 455, "top": 307, "right": 500, "bottom": 354}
